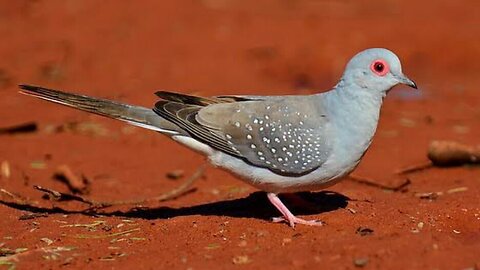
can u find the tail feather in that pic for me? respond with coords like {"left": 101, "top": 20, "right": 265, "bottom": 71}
{"left": 18, "top": 85, "right": 181, "bottom": 135}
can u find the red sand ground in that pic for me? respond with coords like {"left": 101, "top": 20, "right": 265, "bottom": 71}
{"left": 1, "top": 1, "right": 479, "bottom": 269}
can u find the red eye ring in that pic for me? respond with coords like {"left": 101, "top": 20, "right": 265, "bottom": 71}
{"left": 370, "top": 59, "right": 389, "bottom": 76}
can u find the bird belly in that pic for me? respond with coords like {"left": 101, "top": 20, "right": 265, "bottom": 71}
{"left": 208, "top": 148, "right": 356, "bottom": 193}
{"left": 172, "top": 135, "right": 357, "bottom": 193}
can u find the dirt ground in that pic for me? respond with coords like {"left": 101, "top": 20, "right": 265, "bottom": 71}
{"left": 1, "top": 1, "right": 480, "bottom": 269}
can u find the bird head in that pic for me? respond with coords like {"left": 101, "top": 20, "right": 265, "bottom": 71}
{"left": 341, "top": 48, "right": 417, "bottom": 94}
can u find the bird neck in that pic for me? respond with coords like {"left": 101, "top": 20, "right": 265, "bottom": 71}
{"left": 320, "top": 84, "right": 384, "bottom": 165}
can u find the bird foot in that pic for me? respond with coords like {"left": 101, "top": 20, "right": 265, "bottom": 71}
{"left": 272, "top": 216, "right": 323, "bottom": 228}
{"left": 267, "top": 192, "right": 323, "bottom": 228}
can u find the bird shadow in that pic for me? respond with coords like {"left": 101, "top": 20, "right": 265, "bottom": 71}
{"left": 1, "top": 191, "right": 350, "bottom": 222}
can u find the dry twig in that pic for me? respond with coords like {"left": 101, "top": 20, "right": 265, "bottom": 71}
{"left": 0, "top": 189, "right": 34, "bottom": 206}
{"left": 396, "top": 140, "right": 479, "bottom": 175}
{"left": 395, "top": 161, "right": 433, "bottom": 175}
{"left": 35, "top": 164, "right": 206, "bottom": 209}
{"left": 348, "top": 175, "right": 411, "bottom": 192}
{"left": 54, "top": 165, "right": 89, "bottom": 194}
{"left": 34, "top": 185, "right": 97, "bottom": 205}
{"left": 0, "top": 164, "right": 205, "bottom": 215}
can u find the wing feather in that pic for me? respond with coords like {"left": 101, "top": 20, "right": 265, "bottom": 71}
{"left": 153, "top": 92, "right": 332, "bottom": 176}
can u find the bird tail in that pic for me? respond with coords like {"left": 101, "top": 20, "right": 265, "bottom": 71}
{"left": 18, "top": 84, "right": 181, "bottom": 135}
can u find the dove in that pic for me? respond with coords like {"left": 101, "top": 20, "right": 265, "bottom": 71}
{"left": 19, "top": 48, "right": 417, "bottom": 227}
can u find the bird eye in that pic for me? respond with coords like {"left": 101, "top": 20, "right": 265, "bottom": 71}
{"left": 370, "top": 59, "right": 389, "bottom": 76}
{"left": 374, "top": 62, "right": 384, "bottom": 72}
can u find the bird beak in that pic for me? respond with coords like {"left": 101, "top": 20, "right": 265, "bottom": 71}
{"left": 397, "top": 74, "right": 417, "bottom": 89}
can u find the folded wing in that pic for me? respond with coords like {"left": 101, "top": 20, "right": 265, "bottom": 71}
{"left": 154, "top": 91, "right": 332, "bottom": 176}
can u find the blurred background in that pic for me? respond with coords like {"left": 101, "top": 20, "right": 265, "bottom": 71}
{"left": 2, "top": 0, "right": 479, "bottom": 181}
{"left": 0, "top": 1, "right": 479, "bottom": 269}
{"left": 1, "top": 1, "right": 478, "bottom": 100}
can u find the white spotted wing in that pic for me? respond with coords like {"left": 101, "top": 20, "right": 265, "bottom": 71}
{"left": 195, "top": 96, "right": 333, "bottom": 175}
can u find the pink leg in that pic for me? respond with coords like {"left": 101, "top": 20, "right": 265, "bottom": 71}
{"left": 267, "top": 193, "right": 323, "bottom": 228}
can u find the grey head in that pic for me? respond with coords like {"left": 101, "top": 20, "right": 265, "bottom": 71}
{"left": 338, "top": 48, "right": 417, "bottom": 94}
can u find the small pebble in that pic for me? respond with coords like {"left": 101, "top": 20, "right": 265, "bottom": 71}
{"left": 166, "top": 169, "right": 184, "bottom": 180}
{"left": 238, "top": 240, "right": 247, "bottom": 247}
{"left": 353, "top": 257, "right": 369, "bottom": 267}
{"left": 356, "top": 227, "right": 374, "bottom": 236}
{"left": 282, "top": 238, "right": 292, "bottom": 245}
{"left": 232, "top": 255, "right": 251, "bottom": 265}
{"left": 1, "top": 161, "right": 10, "bottom": 178}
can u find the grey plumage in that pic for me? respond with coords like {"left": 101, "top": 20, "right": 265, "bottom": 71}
{"left": 19, "top": 85, "right": 182, "bottom": 135}
{"left": 195, "top": 97, "right": 332, "bottom": 175}
{"left": 153, "top": 93, "right": 331, "bottom": 176}
{"left": 18, "top": 48, "right": 417, "bottom": 227}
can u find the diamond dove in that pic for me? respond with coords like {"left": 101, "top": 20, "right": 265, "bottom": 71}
{"left": 19, "top": 48, "right": 417, "bottom": 227}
